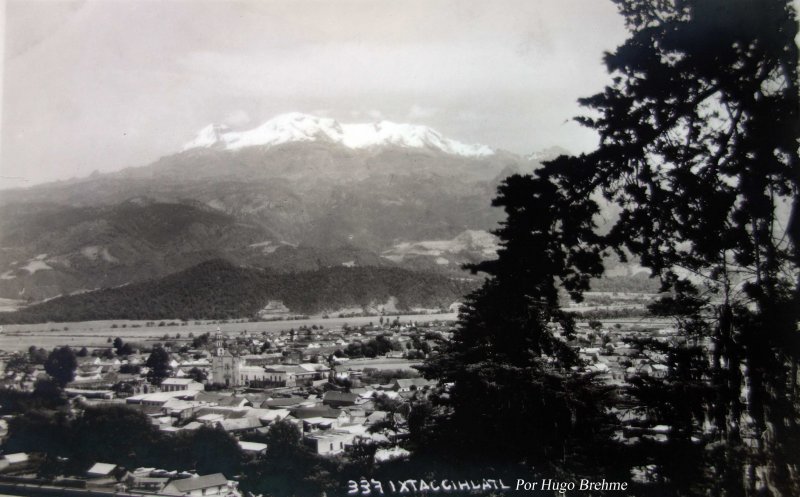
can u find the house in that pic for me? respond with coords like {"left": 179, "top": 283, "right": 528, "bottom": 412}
{"left": 217, "top": 396, "right": 251, "bottom": 408}
{"left": 197, "top": 413, "right": 226, "bottom": 426}
{"left": 194, "top": 391, "right": 233, "bottom": 404}
{"left": 85, "top": 462, "right": 120, "bottom": 487}
{"left": 238, "top": 365, "right": 270, "bottom": 385}
{"left": 261, "top": 396, "right": 308, "bottom": 409}
{"left": 0, "top": 452, "right": 28, "bottom": 469}
{"left": 161, "top": 399, "right": 209, "bottom": 418}
{"left": 162, "top": 473, "right": 232, "bottom": 496}
{"left": 216, "top": 417, "right": 263, "bottom": 435}
{"left": 87, "top": 463, "right": 117, "bottom": 478}
{"left": 127, "top": 476, "right": 169, "bottom": 493}
{"left": 161, "top": 378, "right": 204, "bottom": 393}
{"left": 290, "top": 406, "right": 347, "bottom": 421}
{"left": 322, "top": 391, "right": 359, "bottom": 408}
{"left": 238, "top": 441, "right": 267, "bottom": 455}
{"left": 304, "top": 430, "right": 358, "bottom": 456}
{"left": 126, "top": 390, "right": 199, "bottom": 407}
{"left": 651, "top": 364, "right": 669, "bottom": 378}
{"left": 64, "top": 388, "right": 114, "bottom": 400}
{"left": 299, "top": 416, "right": 336, "bottom": 431}
{"left": 262, "top": 365, "right": 319, "bottom": 387}
{"left": 242, "top": 354, "right": 283, "bottom": 366}
{"left": 257, "top": 409, "right": 290, "bottom": 425}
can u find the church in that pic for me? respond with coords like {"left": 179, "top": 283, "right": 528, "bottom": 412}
{"left": 210, "top": 331, "right": 243, "bottom": 386}
{"left": 209, "top": 331, "right": 269, "bottom": 387}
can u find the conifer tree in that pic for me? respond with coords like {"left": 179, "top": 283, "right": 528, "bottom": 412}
{"left": 419, "top": 174, "right": 619, "bottom": 476}
{"left": 539, "top": 1, "right": 799, "bottom": 494}
{"left": 421, "top": 1, "right": 799, "bottom": 495}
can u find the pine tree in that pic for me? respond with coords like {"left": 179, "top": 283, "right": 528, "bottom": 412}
{"left": 538, "top": 0, "right": 800, "bottom": 494}
{"left": 419, "top": 174, "right": 619, "bottom": 477}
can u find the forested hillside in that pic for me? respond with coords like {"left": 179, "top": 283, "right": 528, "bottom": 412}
{"left": 0, "top": 259, "right": 475, "bottom": 323}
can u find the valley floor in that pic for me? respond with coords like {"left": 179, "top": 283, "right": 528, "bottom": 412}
{"left": 0, "top": 313, "right": 459, "bottom": 352}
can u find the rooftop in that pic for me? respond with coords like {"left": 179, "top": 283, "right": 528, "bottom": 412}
{"left": 168, "top": 473, "right": 228, "bottom": 493}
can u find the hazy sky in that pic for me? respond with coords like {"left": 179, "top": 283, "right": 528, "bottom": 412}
{"left": 0, "top": 0, "right": 627, "bottom": 189}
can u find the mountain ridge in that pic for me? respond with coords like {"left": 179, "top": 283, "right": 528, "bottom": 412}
{"left": 182, "top": 112, "right": 495, "bottom": 157}
{"left": 0, "top": 115, "right": 619, "bottom": 309}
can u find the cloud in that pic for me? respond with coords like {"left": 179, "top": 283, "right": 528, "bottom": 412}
{"left": 1, "top": 0, "right": 627, "bottom": 187}
{"left": 408, "top": 104, "right": 438, "bottom": 120}
{"left": 222, "top": 110, "right": 251, "bottom": 128}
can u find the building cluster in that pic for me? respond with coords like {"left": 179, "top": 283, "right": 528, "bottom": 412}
{"left": 568, "top": 323, "right": 688, "bottom": 385}
{"left": 0, "top": 321, "right": 445, "bottom": 495}
{"left": 0, "top": 315, "right": 693, "bottom": 495}
{"left": 566, "top": 322, "right": 710, "bottom": 447}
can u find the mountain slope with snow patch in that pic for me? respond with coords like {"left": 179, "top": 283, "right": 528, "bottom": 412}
{"left": 183, "top": 113, "right": 494, "bottom": 157}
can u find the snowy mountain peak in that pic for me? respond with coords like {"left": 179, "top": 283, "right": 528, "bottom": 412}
{"left": 182, "top": 113, "right": 494, "bottom": 157}
{"left": 525, "top": 146, "right": 571, "bottom": 163}
{"left": 183, "top": 124, "right": 231, "bottom": 150}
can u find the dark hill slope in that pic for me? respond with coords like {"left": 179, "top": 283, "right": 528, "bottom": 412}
{"left": 0, "top": 259, "right": 475, "bottom": 323}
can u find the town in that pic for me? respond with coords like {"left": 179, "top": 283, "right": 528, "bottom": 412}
{"left": 0, "top": 307, "right": 677, "bottom": 497}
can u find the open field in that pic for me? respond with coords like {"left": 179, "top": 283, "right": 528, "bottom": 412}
{"left": 0, "top": 313, "right": 673, "bottom": 352}
{"left": 0, "top": 313, "right": 460, "bottom": 352}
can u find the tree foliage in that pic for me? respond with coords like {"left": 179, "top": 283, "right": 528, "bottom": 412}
{"left": 418, "top": 174, "right": 619, "bottom": 477}
{"left": 187, "top": 426, "right": 243, "bottom": 476}
{"left": 4, "top": 353, "right": 34, "bottom": 382}
{"left": 535, "top": 1, "right": 800, "bottom": 495}
{"left": 145, "top": 345, "right": 172, "bottom": 386}
{"left": 0, "top": 261, "right": 475, "bottom": 323}
{"left": 44, "top": 347, "right": 77, "bottom": 388}
{"left": 239, "top": 419, "right": 333, "bottom": 497}
{"left": 72, "top": 405, "right": 162, "bottom": 468}
{"left": 420, "top": 1, "right": 799, "bottom": 495}
{"left": 186, "top": 367, "right": 207, "bottom": 383}
{"left": 3, "top": 404, "right": 247, "bottom": 478}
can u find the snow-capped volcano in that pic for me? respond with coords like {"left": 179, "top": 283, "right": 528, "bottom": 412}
{"left": 182, "top": 113, "right": 494, "bottom": 157}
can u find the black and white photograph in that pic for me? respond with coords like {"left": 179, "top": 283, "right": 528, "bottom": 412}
{"left": 0, "top": 0, "right": 798, "bottom": 496}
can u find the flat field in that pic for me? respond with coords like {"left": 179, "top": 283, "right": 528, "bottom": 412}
{"left": 0, "top": 313, "right": 459, "bottom": 352}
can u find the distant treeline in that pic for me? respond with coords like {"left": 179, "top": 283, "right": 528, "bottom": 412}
{"left": 589, "top": 273, "right": 661, "bottom": 293}
{"left": 566, "top": 307, "right": 649, "bottom": 320}
{"left": 0, "top": 259, "right": 475, "bottom": 324}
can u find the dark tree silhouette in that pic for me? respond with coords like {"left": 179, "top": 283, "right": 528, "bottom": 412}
{"left": 28, "top": 346, "right": 48, "bottom": 365}
{"left": 186, "top": 367, "right": 207, "bottom": 383}
{"left": 72, "top": 405, "right": 161, "bottom": 468}
{"left": 263, "top": 419, "right": 303, "bottom": 454}
{"left": 418, "top": 174, "right": 619, "bottom": 478}
{"left": 240, "top": 419, "right": 330, "bottom": 497}
{"left": 32, "top": 378, "right": 68, "bottom": 408}
{"left": 417, "top": 1, "right": 798, "bottom": 494}
{"left": 145, "top": 345, "right": 172, "bottom": 386}
{"left": 189, "top": 426, "right": 243, "bottom": 476}
{"left": 44, "top": 347, "right": 77, "bottom": 388}
{"left": 535, "top": 0, "right": 800, "bottom": 495}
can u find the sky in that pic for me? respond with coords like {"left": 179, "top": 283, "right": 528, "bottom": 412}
{"left": 0, "top": 0, "right": 628, "bottom": 190}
